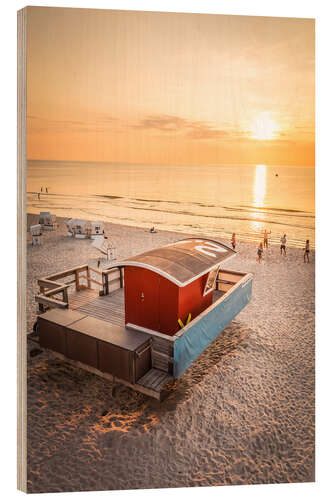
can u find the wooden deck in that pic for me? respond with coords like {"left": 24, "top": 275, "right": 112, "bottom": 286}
{"left": 69, "top": 288, "right": 125, "bottom": 327}
{"left": 67, "top": 288, "right": 223, "bottom": 329}
{"left": 68, "top": 288, "right": 222, "bottom": 329}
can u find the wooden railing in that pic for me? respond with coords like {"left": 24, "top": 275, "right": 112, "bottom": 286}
{"left": 36, "top": 264, "right": 122, "bottom": 312}
{"left": 101, "top": 267, "right": 122, "bottom": 295}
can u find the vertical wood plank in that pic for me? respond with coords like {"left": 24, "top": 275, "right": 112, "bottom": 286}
{"left": 75, "top": 269, "right": 80, "bottom": 291}
{"left": 87, "top": 266, "right": 91, "bottom": 289}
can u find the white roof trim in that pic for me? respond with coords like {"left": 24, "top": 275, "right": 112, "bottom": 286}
{"left": 109, "top": 252, "right": 236, "bottom": 287}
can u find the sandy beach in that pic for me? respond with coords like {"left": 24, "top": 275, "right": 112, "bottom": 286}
{"left": 26, "top": 215, "right": 315, "bottom": 492}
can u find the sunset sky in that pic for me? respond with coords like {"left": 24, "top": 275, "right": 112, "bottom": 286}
{"left": 27, "top": 7, "right": 315, "bottom": 166}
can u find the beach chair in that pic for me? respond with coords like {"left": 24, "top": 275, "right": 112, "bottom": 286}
{"left": 30, "top": 224, "right": 42, "bottom": 246}
{"left": 40, "top": 212, "right": 57, "bottom": 231}
{"left": 90, "top": 221, "right": 105, "bottom": 239}
{"left": 66, "top": 218, "right": 74, "bottom": 236}
{"left": 74, "top": 220, "right": 90, "bottom": 238}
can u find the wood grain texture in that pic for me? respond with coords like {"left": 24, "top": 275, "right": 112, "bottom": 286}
{"left": 17, "top": 6, "right": 27, "bottom": 493}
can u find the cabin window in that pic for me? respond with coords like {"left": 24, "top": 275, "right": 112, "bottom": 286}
{"left": 203, "top": 266, "right": 219, "bottom": 296}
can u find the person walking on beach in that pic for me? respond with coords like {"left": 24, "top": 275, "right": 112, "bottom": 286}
{"left": 37, "top": 192, "right": 40, "bottom": 200}
{"left": 45, "top": 187, "right": 48, "bottom": 194}
{"left": 304, "top": 239, "right": 310, "bottom": 263}
{"left": 257, "top": 242, "right": 263, "bottom": 263}
{"left": 231, "top": 233, "right": 236, "bottom": 250}
{"left": 263, "top": 229, "right": 271, "bottom": 248}
{"left": 280, "top": 234, "right": 287, "bottom": 255}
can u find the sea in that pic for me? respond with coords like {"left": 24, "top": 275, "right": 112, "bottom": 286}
{"left": 27, "top": 160, "right": 315, "bottom": 248}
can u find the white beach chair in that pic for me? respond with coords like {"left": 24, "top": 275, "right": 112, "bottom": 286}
{"left": 90, "top": 221, "right": 105, "bottom": 239}
{"left": 66, "top": 218, "right": 74, "bottom": 236}
{"left": 40, "top": 212, "right": 57, "bottom": 231}
{"left": 74, "top": 220, "right": 90, "bottom": 238}
{"left": 30, "top": 224, "right": 42, "bottom": 246}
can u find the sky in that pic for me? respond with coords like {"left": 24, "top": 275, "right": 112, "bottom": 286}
{"left": 27, "top": 7, "right": 315, "bottom": 166}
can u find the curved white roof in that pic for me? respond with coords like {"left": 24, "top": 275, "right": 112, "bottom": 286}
{"left": 108, "top": 238, "right": 236, "bottom": 287}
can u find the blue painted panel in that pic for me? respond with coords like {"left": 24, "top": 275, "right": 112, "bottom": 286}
{"left": 173, "top": 279, "right": 252, "bottom": 378}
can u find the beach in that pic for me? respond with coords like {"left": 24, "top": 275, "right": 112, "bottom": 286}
{"left": 26, "top": 216, "right": 315, "bottom": 492}
{"left": 27, "top": 161, "right": 315, "bottom": 248}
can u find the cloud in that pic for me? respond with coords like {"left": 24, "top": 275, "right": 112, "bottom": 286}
{"left": 132, "top": 114, "right": 188, "bottom": 132}
{"left": 187, "top": 123, "right": 229, "bottom": 139}
{"left": 132, "top": 114, "right": 229, "bottom": 140}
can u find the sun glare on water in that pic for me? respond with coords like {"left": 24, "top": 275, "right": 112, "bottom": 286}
{"left": 251, "top": 112, "right": 278, "bottom": 140}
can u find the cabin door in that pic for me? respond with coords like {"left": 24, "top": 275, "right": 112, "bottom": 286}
{"left": 137, "top": 270, "right": 160, "bottom": 331}
{"left": 124, "top": 267, "right": 160, "bottom": 331}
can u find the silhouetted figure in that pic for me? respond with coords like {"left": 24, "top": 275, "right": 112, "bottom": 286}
{"left": 280, "top": 234, "right": 287, "bottom": 255}
{"left": 231, "top": 233, "right": 236, "bottom": 250}
{"left": 257, "top": 242, "right": 263, "bottom": 263}
{"left": 304, "top": 240, "right": 310, "bottom": 263}
{"left": 263, "top": 229, "right": 271, "bottom": 248}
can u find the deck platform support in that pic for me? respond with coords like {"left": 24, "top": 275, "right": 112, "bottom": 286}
{"left": 46, "top": 350, "right": 173, "bottom": 401}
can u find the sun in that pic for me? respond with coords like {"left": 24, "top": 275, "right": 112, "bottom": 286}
{"left": 251, "top": 112, "right": 278, "bottom": 140}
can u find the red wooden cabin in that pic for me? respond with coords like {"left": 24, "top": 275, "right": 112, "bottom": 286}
{"left": 110, "top": 238, "right": 235, "bottom": 336}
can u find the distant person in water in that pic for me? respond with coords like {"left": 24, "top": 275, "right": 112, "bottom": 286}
{"left": 231, "top": 233, "right": 236, "bottom": 250}
{"left": 304, "top": 240, "right": 310, "bottom": 263}
{"left": 280, "top": 234, "right": 287, "bottom": 255}
{"left": 257, "top": 242, "right": 263, "bottom": 263}
{"left": 263, "top": 229, "right": 271, "bottom": 248}
{"left": 150, "top": 226, "right": 157, "bottom": 233}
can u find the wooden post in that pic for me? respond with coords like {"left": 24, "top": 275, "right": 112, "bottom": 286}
{"left": 120, "top": 267, "right": 123, "bottom": 288}
{"left": 101, "top": 273, "right": 106, "bottom": 296}
{"left": 75, "top": 270, "right": 80, "bottom": 291}
{"left": 105, "top": 273, "right": 109, "bottom": 295}
{"left": 62, "top": 287, "right": 68, "bottom": 305}
{"left": 39, "top": 285, "right": 45, "bottom": 312}
{"left": 87, "top": 266, "right": 91, "bottom": 289}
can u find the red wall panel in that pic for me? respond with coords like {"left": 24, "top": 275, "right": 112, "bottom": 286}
{"left": 124, "top": 267, "right": 160, "bottom": 331}
{"left": 158, "top": 277, "right": 179, "bottom": 335}
{"left": 178, "top": 273, "right": 213, "bottom": 325}
{"left": 124, "top": 267, "right": 212, "bottom": 336}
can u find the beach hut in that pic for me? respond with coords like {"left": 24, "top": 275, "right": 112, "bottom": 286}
{"left": 111, "top": 238, "right": 237, "bottom": 336}
{"left": 30, "top": 224, "right": 42, "bottom": 246}
{"left": 89, "top": 221, "right": 105, "bottom": 239}
{"left": 34, "top": 237, "right": 253, "bottom": 399}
